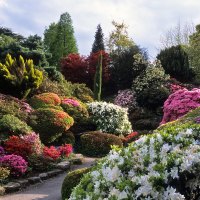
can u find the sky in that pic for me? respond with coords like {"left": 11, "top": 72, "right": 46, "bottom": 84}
{"left": 0, "top": 0, "right": 200, "bottom": 60}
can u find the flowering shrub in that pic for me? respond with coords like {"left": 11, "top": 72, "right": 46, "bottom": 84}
{"left": 69, "top": 113, "right": 200, "bottom": 199}
{"left": 87, "top": 102, "right": 132, "bottom": 136}
{"left": 169, "top": 83, "right": 185, "bottom": 94}
{"left": 0, "top": 154, "right": 28, "bottom": 177}
{"left": 61, "top": 97, "right": 89, "bottom": 121}
{"left": 4, "top": 136, "right": 33, "bottom": 159}
{"left": 161, "top": 88, "right": 200, "bottom": 124}
{"left": 58, "top": 144, "right": 73, "bottom": 158}
{"left": 121, "top": 131, "right": 139, "bottom": 145}
{"left": 21, "top": 132, "right": 42, "bottom": 155}
{"left": 29, "top": 108, "right": 74, "bottom": 144}
{"left": 29, "top": 92, "right": 61, "bottom": 109}
{"left": 43, "top": 146, "right": 61, "bottom": 160}
{"left": 114, "top": 89, "right": 137, "bottom": 111}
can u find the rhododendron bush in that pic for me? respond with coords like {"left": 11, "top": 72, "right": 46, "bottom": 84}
{"left": 87, "top": 102, "right": 132, "bottom": 135}
{"left": 69, "top": 109, "right": 200, "bottom": 200}
{"left": 161, "top": 88, "right": 200, "bottom": 124}
{"left": 0, "top": 154, "right": 28, "bottom": 177}
{"left": 114, "top": 89, "right": 137, "bottom": 111}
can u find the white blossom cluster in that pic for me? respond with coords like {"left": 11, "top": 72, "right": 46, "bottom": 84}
{"left": 87, "top": 101, "right": 132, "bottom": 136}
{"left": 69, "top": 123, "right": 200, "bottom": 199}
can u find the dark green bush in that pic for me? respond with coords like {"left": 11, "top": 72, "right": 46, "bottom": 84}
{"left": 0, "top": 114, "right": 32, "bottom": 141}
{"left": 72, "top": 83, "right": 94, "bottom": 103}
{"left": 29, "top": 108, "right": 74, "bottom": 144}
{"left": 80, "top": 131, "right": 123, "bottom": 156}
{"left": 136, "top": 85, "right": 170, "bottom": 109}
{"left": 61, "top": 167, "right": 91, "bottom": 200}
{"left": 52, "top": 131, "right": 75, "bottom": 146}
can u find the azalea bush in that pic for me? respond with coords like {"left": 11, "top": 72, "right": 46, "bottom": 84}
{"left": 61, "top": 97, "right": 89, "bottom": 121}
{"left": 0, "top": 154, "right": 28, "bottom": 177}
{"left": 121, "top": 131, "right": 139, "bottom": 145}
{"left": 29, "top": 108, "right": 74, "bottom": 144}
{"left": 87, "top": 102, "right": 132, "bottom": 136}
{"left": 69, "top": 111, "right": 200, "bottom": 199}
{"left": 58, "top": 144, "right": 73, "bottom": 158}
{"left": 161, "top": 88, "right": 200, "bottom": 124}
{"left": 114, "top": 89, "right": 137, "bottom": 111}
{"left": 42, "top": 146, "right": 61, "bottom": 161}
{"left": 29, "top": 92, "right": 61, "bottom": 109}
{"left": 4, "top": 136, "right": 33, "bottom": 159}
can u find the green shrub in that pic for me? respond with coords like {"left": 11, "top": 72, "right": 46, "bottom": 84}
{"left": 72, "top": 83, "right": 94, "bottom": 103}
{"left": 80, "top": 131, "right": 123, "bottom": 157}
{"left": 0, "top": 167, "right": 10, "bottom": 183}
{"left": 29, "top": 108, "right": 74, "bottom": 144}
{"left": 28, "top": 154, "right": 55, "bottom": 172}
{"left": 52, "top": 131, "right": 75, "bottom": 146}
{"left": 0, "top": 54, "right": 43, "bottom": 99}
{"left": 136, "top": 85, "right": 170, "bottom": 109}
{"left": 0, "top": 114, "right": 32, "bottom": 141}
{"left": 36, "top": 74, "right": 73, "bottom": 97}
{"left": 61, "top": 167, "right": 91, "bottom": 200}
{"left": 29, "top": 92, "right": 61, "bottom": 109}
{"left": 132, "top": 59, "right": 170, "bottom": 108}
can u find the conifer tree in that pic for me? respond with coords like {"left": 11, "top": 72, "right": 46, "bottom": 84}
{"left": 94, "top": 52, "right": 102, "bottom": 101}
{"left": 91, "top": 24, "right": 105, "bottom": 53}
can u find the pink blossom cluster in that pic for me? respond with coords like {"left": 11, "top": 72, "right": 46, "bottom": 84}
{"left": 22, "top": 132, "right": 42, "bottom": 155}
{"left": 62, "top": 98, "right": 80, "bottom": 107}
{"left": 114, "top": 89, "right": 137, "bottom": 110}
{"left": 161, "top": 88, "right": 200, "bottom": 124}
{"left": 0, "top": 154, "right": 28, "bottom": 177}
{"left": 170, "top": 84, "right": 185, "bottom": 94}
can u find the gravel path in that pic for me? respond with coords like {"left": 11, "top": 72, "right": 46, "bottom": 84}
{"left": 1, "top": 157, "right": 97, "bottom": 200}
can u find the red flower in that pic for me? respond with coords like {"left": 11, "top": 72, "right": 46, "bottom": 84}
{"left": 43, "top": 146, "right": 61, "bottom": 160}
{"left": 58, "top": 144, "right": 73, "bottom": 158}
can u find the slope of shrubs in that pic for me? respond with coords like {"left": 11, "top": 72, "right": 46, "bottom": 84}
{"left": 69, "top": 107, "right": 200, "bottom": 200}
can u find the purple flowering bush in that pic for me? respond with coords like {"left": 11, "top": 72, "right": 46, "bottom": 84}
{"left": 114, "top": 89, "right": 138, "bottom": 111}
{"left": 0, "top": 154, "right": 28, "bottom": 177}
{"left": 0, "top": 146, "right": 5, "bottom": 156}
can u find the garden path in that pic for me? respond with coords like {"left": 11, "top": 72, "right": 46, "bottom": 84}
{"left": 1, "top": 157, "right": 97, "bottom": 200}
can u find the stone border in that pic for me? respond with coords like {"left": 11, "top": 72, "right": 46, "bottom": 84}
{"left": 1, "top": 154, "right": 84, "bottom": 195}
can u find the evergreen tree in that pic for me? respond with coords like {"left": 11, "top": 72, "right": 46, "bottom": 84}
{"left": 44, "top": 12, "right": 78, "bottom": 66}
{"left": 94, "top": 53, "right": 102, "bottom": 101}
{"left": 91, "top": 24, "right": 105, "bottom": 53}
{"left": 157, "top": 45, "right": 194, "bottom": 83}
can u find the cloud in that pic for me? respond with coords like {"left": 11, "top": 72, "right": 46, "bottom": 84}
{"left": 0, "top": 0, "right": 200, "bottom": 58}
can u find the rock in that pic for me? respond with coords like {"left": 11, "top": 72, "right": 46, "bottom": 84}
{"left": 70, "top": 154, "right": 84, "bottom": 165}
{"left": 39, "top": 173, "right": 48, "bottom": 180}
{"left": 15, "top": 179, "right": 29, "bottom": 188}
{"left": 28, "top": 176, "right": 42, "bottom": 184}
{"left": 47, "top": 169, "right": 63, "bottom": 177}
{"left": 56, "top": 161, "right": 71, "bottom": 170}
{"left": 4, "top": 182, "right": 21, "bottom": 193}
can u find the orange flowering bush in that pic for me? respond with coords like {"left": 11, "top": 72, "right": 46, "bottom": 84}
{"left": 29, "top": 92, "right": 61, "bottom": 109}
{"left": 29, "top": 108, "right": 74, "bottom": 144}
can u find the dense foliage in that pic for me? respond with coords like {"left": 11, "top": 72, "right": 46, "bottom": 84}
{"left": 0, "top": 54, "right": 43, "bottom": 98}
{"left": 80, "top": 131, "right": 123, "bottom": 156}
{"left": 157, "top": 45, "right": 194, "bottom": 82}
{"left": 87, "top": 102, "right": 132, "bottom": 135}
